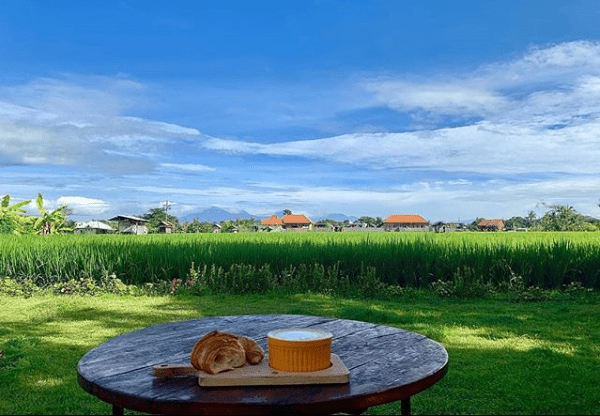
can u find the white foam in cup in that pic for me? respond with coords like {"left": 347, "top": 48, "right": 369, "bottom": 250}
{"left": 267, "top": 328, "right": 332, "bottom": 341}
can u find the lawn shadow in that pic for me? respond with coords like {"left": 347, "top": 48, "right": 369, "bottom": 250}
{"left": 2, "top": 293, "right": 600, "bottom": 415}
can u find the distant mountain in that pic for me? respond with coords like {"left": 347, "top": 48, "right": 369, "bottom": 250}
{"left": 180, "top": 207, "right": 256, "bottom": 223}
{"left": 180, "top": 209, "right": 365, "bottom": 224}
{"left": 315, "top": 213, "right": 359, "bottom": 223}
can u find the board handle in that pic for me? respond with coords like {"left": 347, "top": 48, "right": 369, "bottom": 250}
{"left": 153, "top": 364, "right": 198, "bottom": 377}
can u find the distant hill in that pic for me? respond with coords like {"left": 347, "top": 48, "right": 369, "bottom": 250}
{"left": 180, "top": 207, "right": 256, "bottom": 223}
{"left": 315, "top": 213, "right": 359, "bottom": 223}
{"left": 180, "top": 208, "right": 365, "bottom": 224}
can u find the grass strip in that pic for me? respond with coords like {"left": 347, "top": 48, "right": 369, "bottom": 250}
{"left": 1, "top": 291, "right": 599, "bottom": 415}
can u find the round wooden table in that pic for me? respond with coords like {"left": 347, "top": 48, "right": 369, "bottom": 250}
{"left": 77, "top": 314, "right": 448, "bottom": 415}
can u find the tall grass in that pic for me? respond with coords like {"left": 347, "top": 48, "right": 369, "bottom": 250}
{"left": 1, "top": 232, "right": 599, "bottom": 290}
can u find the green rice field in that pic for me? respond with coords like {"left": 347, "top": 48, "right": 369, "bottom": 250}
{"left": 1, "top": 232, "right": 599, "bottom": 291}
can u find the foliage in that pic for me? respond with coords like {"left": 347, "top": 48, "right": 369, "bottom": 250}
{"left": 182, "top": 219, "right": 215, "bottom": 233}
{"left": 227, "top": 218, "right": 262, "bottom": 232}
{"left": 33, "top": 194, "right": 72, "bottom": 235}
{"left": 178, "top": 261, "right": 396, "bottom": 299}
{"left": 430, "top": 266, "right": 497, "bottom": 299}
{"left": 358, "top": 216, "right": 384, "bottom": 226}
{"left": 467, "top": 217, "right": 485, "bottom": 231}
{"left": 2, "top": 232, "right": 600, "bottom": 300}
{"left": 533, "top": 204, "right": 598, "bottom": 231}
{"left": 0, "top": 272, "right": 142, "bottom": 298}
{"left": 505, "top": 211, "right": 538, "bottom": 229}
{"left": 0, "top": 194, "right": 72, "bottom": 235}
{"left": 219, "top": 220, "right": 238, "bottom": 233}
{"left": 0, "top": 195, "right": 32, "bottom": 235}
{"left": 140, "top": 207, "right": 180, "bottom": 233}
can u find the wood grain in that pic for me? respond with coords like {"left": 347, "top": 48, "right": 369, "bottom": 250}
{"left": 77, "top": 314, "right": 448, "bottom": 415}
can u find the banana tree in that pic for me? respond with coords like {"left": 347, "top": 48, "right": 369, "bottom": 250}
{"left": 0, "top": 195, "right": 32, "bottom": 234}
{"left": 34, "top": 193, "right": 73, "bottom": 235}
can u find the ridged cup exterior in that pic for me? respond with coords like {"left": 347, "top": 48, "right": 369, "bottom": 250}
{"left": 268, "top": 337, "right": 332, "bottom": 372}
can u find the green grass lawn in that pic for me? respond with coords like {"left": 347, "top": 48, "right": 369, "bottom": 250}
{"left": 1, "top": 291, "right": 599, "bottom": 415}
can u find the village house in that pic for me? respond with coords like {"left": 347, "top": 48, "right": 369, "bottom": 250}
{"left": 261, "top": 215, "right": 284, "bottom": 227}
{"left": 260, "top": 215, "right": 284, "bottom": 232}
{"left": 282, "top": 213, "right": 313, "bottom": 230}
{"left": 109, "top": 215, "right": 149, "bottom": 235}
{"left": 260, "top": 214, "right": 313, "bottom": 230}
{"left": 157, "top": 221, "right": 174, "bottom": 234}
{"left": 74, "top": 221, "right": 115, "bottom": 235}
{"left": 477, "top": 219, "right": 505, "bottom": 231}
{"left": 431, "top": 221, "right": 464, "bottom": 233}
{"left": 383, "top": 214, "right": 430, "bottom": 231}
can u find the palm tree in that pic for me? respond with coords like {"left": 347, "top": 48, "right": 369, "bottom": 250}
{"left": 0, "top": 195, "right": 32, "bottom": 234}
{"left": 34, "top": 193, "right": 72, "bottom": 235}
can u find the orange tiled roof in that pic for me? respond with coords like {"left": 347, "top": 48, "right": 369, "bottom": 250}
{"left": 261, "top": 215, "right": 284, "bottom": 225}
{"left": 384, "top": 214, "right": 429, "bottom": 224}
{"left": 478, "top": 219, "right": 504, "bottom": 227}
{"left": 282, "top": 214, "right": 313, "bottom": 224}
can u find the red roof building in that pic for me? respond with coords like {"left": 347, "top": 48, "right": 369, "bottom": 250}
{"left": 261, "top": 215, "right": 284, "bottom": 226}
{"left": 383, "top": 215, "right": 429, "bottom": 231}
{"left": 477, "top": 219, "right": 505, "bottom": 231}
{"left": 282, "top": 214, "right": 313, "bottom": 229}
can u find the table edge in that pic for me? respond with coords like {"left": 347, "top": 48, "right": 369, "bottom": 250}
{"left": 77, "top": 314, "right": 449, "bottom": 414}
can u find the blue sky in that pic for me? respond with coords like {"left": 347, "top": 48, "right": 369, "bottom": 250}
{"left": 2, "top": 1, "right": 600, "bottom": 222}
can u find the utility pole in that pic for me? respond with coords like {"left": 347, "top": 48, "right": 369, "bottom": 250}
{"left": 164, "top": 200, "right": 171, "bottom": 222}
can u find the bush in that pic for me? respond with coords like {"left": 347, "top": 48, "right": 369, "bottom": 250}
{"left": 0, "top": 278, "right": 41, "bottom": 298}
{"left": 0, "top": 271, "right": 140, "bottom": 297}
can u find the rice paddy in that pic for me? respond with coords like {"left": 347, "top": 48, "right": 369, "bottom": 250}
{"left": 1, "top": 231, "right": 599, "bottom": 291}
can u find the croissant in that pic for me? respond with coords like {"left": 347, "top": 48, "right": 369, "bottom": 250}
{"left": 190, "top": 330, "right": 264, "bottom": 374}
{"left": 238, "top": 335, "right": 265, "bottom": 364}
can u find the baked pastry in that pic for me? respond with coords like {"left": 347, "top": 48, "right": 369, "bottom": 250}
{"left": 190, "top": 330, "right": 246, "bottom": 374}
{"left": 190, "top": 330, "right": 264, "bottom": 374}
{"left": 239, "top": 335, "right": 265, "bottom": 364}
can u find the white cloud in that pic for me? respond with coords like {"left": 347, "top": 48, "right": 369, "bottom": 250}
{"left": 160, "top": 163, "right": 216, "bottom": 172}
{"left": 363, "top": 41, "right": 600, "bottom": 122}
{"left": 56, "top": 196, "right": 112, "bottom": 216}
{"left": 205, "top": 120, "right": 600, "bottom": 175}
{"left": 365, "top": 81, "right": 508, "bottom": 116}
{"left": 17, "top": 195, "right": 112, "bottom": 218}
{"left": 0, "top": 76, "right": 201, "bottom": 173}
{"left": 205, "top": 41, "right": 600, "bottom": 178}
{"left": 491, "top": 41, "right": 600, "bottom": 85}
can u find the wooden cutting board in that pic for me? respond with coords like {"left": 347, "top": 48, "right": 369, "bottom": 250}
{"left": 198, "top": 354, "right": 349, "bottom": 387}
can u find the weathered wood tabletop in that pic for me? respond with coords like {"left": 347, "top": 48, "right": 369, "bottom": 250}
{"left": 77, "top": 314, "right": 448, "bottom": 415}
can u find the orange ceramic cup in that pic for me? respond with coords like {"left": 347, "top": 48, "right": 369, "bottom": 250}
{"left": 267, "top": 328, "right": 333, "bottom": 372}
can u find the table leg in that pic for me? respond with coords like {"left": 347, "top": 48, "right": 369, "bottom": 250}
{"left": 112, "top": 404, "right": 124, "bottom": 415}
{"left": 401, "top": 398, "right": 411, "bottom": 415}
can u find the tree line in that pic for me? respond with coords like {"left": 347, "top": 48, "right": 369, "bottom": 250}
{"left": 122, "top": 203, "right": 600, "bottom": 233}
{"left": 502, "top": 204, "right": 600, "bottom": 231}
{"left": 2, "top": 194, "right": 600, "bottom": 234}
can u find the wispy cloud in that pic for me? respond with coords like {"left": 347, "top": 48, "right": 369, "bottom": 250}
{"left": 205, "top": 122, "right": 600, "bottom": 175}
{"left": 55, "top": 196, "right": 112, "bottom": 216}
{"left": 204, "top": 41, "right": 600, "bottom": 178}
{"left": 160, "top": 163, "right": 216, "bottom": 172}
{"left": 367, "top": 41, "right": 600, "bottom": 124}
{"left": 365, "top": 81, "right": 509, "bottom": 116}
{"left": 18, "top": 195, "right": 113, "bottom": 218}
{"left": 0, "top": 76, "right": 201, "bottom": 173}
